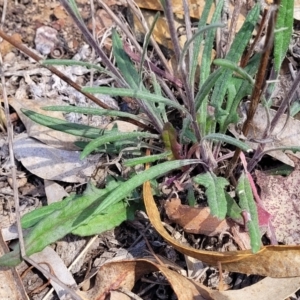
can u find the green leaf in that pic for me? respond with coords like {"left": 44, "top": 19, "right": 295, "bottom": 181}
{"left": 112, "top": 29, "right": 140, "bottom": 89}
{"left": 179, "top": 22, "right": 225, "bottom": 75}
{"left": 213, "top": 58, "right": 254, "bottom": 85}
{"left": 72, "top": 201, "right": 141, "bottom": 236}
{"left": 21, "top": 194, "right": 77, "bottom": 228}
{"left": 193, "top": 172, "right": 229, "bottom": 219}
{"left": 21, "top": 109, "right": 103, "bottom": 139}
{"left": 42, "top": 105, "right": 150, "bottom": 124}
{"left": 82, "top": 87, "right": 189, "bottom": 115}
{"left": 138, "top": 12, "right": 160, "bottom": 85}
{"left": 189, "top": 0, "right": 215, "bottom": 85}
{"left": 236, "top": 173, "right": 261, "bottom": 253}
{"left": 123, "top": 152, "right": 171, "bottom": 167}
{"left": 210, "top": 3, "right": 260, "bottom": 108}
{"left": 201, "top": 133, "right": 252, "bottom": 152}
{"left": 225, "top": 192, "right": 243, "bottom": 222}
{"left": 80, "top": 131, "right": 159, "bottom": 159}
{"left": 274, "top": 0, "right": 294, "bottom": 72}
{"left": 220, "top": 54, "right": 261, "bottom": 132}
{"left": 195, "top": 68, "right": 223, "bottom": 111}
{"left": 162, "top": 122, "right": 182, "bottom": 160}
{"left": 0, "top": 183, "right": 115, "bottom": 267}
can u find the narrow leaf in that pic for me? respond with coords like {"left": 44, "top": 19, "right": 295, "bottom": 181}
{"left": 21, "top": 109, "right": 103, "bottom": 139}
{"left": 162, "top": 122, "right": 183, "bottom": 160}
{"left": 274, "top": 0, "right": 294, "bottom": 72}
{"left": 112, "top": 29, "right": 139, "bottom": 89}
{"left": 236, "top": 173, "right": 261, "bottom": 253}
{"left": 202, "top": 133, "right": 252, "bottom": 152}
{"left": 193, "top": 172, "right": 229, "bottom": 219}
{"left": 80, "top": 131, "right": 159, "bottom": 159}
{"left": 82, "top": 87, "right": 189, "bottom": 114}
{"left": 123, "top": 152, "right": 171, "bottom": 167}
{"left": 213, "top": 58, "right": 254, "bottom": 84}
{"left": 42, "top": 105, "right": 150, "bottom": 124}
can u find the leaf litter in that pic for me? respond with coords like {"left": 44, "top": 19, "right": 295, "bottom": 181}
{"left": 256, "top": 154, "right": 300, "bottom": 244}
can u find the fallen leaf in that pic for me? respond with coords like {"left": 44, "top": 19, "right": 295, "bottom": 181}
{"left": 256, "top": 154, "right": 300, "bottom": 244}
{"left": 29, "top": 247, "right": 79, "bottom": 300}
{"left": 13, "top": 134, "right": 101, "bottom": 183}
{"left": 0, "top": 33, "right": 22, "bottom": 56}
{"left": 212, "top": 276, "right": 300, "bottom": 300}
{"left": 229, "top": 104, "right": 300, "bottom": 166}
{"left": 134, "top": 0, "right": 215, "bottom": 21}
{"left": 44, "top": 180, "right": 69, "bottom": 204}
{"left": 84, "top": 258, "right": 213, "bottom": 300}
{"left": 165, "top": 198, "right": 229, "bottom": 235}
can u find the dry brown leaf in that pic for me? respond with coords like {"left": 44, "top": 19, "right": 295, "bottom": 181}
{"left": 212, "top": 276, "right": 300, "bottom": 300}
{"left": 229, "top": 104, "right": 300, "bottom": 166}
{"left": 13, "top": 135, "right": 100, "bottom": 183}
{"left": 165, "top": 198, "right": 229, "bottom": 235}
{"left": 143, "top": 179, "right": 300, "bottom": 277}
{"left": 134, "top": 0, "right": 247, "bottom": 30}
{"left": 134, "top": 0, "right": 215, "bottom": 20}
{"left": 84, "top": 259, "right": 213, "bottom": 300}
{"left": 0, "top": 33, "right": 22, "bottom": 57}
{"left": 256, "top": 154, "right": 300, "bottom": 244}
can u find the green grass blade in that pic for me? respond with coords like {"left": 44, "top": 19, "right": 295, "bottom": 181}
{"left": 210, "top": 3, "right": 260, "bottom": 108}
{"left": 179, "top": 22, "right": 225, "bottom": 75}
{"left": 200, "top": 0, "right": 224, "bottom": 85}
{"left": 42, "top": 105, "right": 150, "bottom": 124}
{"left": 225, "top": 192, "right": 243, "bottom": 221}
{"left": 202, "top": 133, "right": 252, "bottom": 152}
{"left": 189, "top": 0, "right": 214, "bottom": 85}
{"left": 21, "top": 109, "right": 103, "bottom": 139}
{"left": 112, "top": 29, "right": 139, "bottom": 89}
{"left": 138, "top": 12, "right": 160, "bottom": 85}
{"left": 80, "top": 131, "right": 159, "bottom": 159}
{"left": 123, "top": 152, "right": 171, "bottom": 167}
{"left": 274, "top": 0, "right": 294, "bottom": 72}
{"left": 195, "top": 68, "right": 223, "bottom": 111}
{"left": 236, "top": 173, "right": 261, "bottom": 253}
{"left": 82, "top": 87, "right": 189, "bottom": 114}
{"left": 219, "top": 54, "right": 261, "bottom": 132}
{"left": 213, "top": 58, "right": 254, "bottom": 85}
{"left": 193, "top": 172, "right": 229, "bottom": 219}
